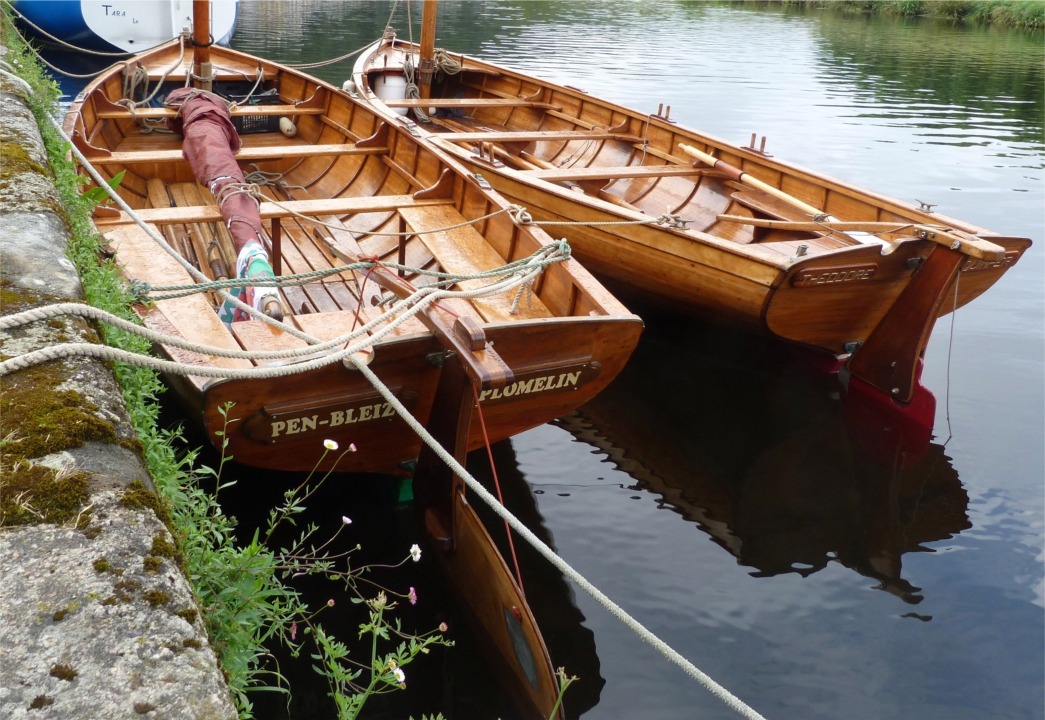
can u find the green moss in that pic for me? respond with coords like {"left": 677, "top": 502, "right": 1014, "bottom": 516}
{"left": 112, "top": 578, "right": 140, "bottom": 603}
{"left": 0, "top": 465, "right": 91, "bottom": 527}
{"left": 0, "top": 141, "right": 49, "bottom": 181}
{"left": 142, "top": 589, "right": 170, "bottom": 608}
{"left": 49, "top": 663, "right": 77, "bottom": 681}
{"left": 0, "top": 362, "right": 119, "bottom": 462}
{"left": 134, "top": 702, "right": 157, "bottom": 715}
{"left": 149, "top": 532, "right": 179, "bottom": 560}
{"left": 175, "top": 607, "right": 199, "bottom": 625}
{"left": 182, "top": 638, "right": 203, "bottom": 650}
{"left": 120, "top": 480, "right": 172, "bottom": 526}
{"left": 143, "top": 556, "right": 162, "bottom": 573}
{"left": 28, "top": 695, "right": 54, "bottom": 710}
{"left": 51, "top": 601, "right": 78, "bottom": 621}
{"left": 93, "top": 557, "right": 111, "bottom": 573}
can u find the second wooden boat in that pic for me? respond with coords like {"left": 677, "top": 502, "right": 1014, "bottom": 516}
{"left": 350, "top": 12, "right": 1032, "bottom": 423}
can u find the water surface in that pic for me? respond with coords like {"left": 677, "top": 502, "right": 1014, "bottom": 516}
{"left": 231, "top": 3, "right": 1045, "bottom": 719}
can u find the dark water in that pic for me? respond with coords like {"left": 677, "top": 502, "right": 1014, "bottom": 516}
{"left": 36, "top": 2, "right": 1044, "bottom": 718}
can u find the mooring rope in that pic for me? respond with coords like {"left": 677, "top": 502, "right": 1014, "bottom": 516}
{"left": 0, "top": 61, "right": 766, "bottom": 720}
{"left": 507, "top": 205, "right": 691, "bottom": 231}
{"left": 0, "top": 261, "right": 548, "bottom": 378}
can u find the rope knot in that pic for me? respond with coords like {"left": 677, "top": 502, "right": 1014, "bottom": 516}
{"left": 128, "top": 280, "right": 153, "bottom": 303}
{"left": 508, "top": 205, "right": 533, "bottom": 225}
{"left": 811, "top": 212, "right": 830, "bottom": 222}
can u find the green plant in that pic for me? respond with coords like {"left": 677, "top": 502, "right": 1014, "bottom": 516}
{"left": 160, "top": 410, "right": 453, "bottom": 717}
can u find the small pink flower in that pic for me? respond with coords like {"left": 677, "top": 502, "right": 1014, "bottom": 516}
{"left": 408, "top": 587, "right": 417, "bottom": 605}
{"left": 438, "top": 622, "right": 448, "bottom": 633}
{"left": 290, "top": 622, "right": 297, "bottom": 641}
{"left": 327, "top": 598, "right": 335, "bottom": 608}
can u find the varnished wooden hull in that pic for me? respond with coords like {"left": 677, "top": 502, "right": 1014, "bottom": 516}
{"left": 352, "top": 36, "right": 1031, "bottom": 404}
{"left": 65, "top": 39, "right": 642, "bottom": 474}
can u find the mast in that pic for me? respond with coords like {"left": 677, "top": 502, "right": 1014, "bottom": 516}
{"left": 418, "top": 0, "right": 437, "bottom": 99}
{"left": 191, "top": 0, "right": 213, "bottom": 91}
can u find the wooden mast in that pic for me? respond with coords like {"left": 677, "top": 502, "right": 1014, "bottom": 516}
{"left": 191, "top": 0, "right": 213, "bottom": 91}
{"left": 418, "top": 0, "right": 438, "bottom": 99}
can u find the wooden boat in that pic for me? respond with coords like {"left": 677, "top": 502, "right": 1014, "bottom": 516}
{"left": 63, "top": 4, "right": 639, "bottom": 716}
{"left": 350, "top": 11, "right": 1032, "bottom": 423}
{"left": 64, "top": 29, "right": 640, "bottom": 479}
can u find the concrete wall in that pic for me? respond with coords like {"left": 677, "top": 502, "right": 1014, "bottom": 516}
{"left": 0, "top": 39, "right": 237, "bottom": 720}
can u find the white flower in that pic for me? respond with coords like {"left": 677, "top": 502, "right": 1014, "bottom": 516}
{"left": 341, "top": 516, "right": 352, "bottom": 525}
{"left": 393, "top": 667, "right": 406, "bottom": 684}
{"left": 323, "top": 439, "right": 338, "bottom": 451}
{"left": 409, "top": 544, "right": 422, "bottom": 562}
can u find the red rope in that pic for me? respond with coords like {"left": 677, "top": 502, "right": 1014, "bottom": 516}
{"left": 472, "top": 384, "right": 525, "bottom": 594}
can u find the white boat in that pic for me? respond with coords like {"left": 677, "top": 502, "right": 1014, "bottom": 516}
{"left": 11, "top": 0, "right": 238, "bottom": 53}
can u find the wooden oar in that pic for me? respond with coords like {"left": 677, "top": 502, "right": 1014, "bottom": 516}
{"left": 684, "top": 143, "right": 1007, "bottom": 261}
{"left": 678, "top": 142, "right": 830, "bottom": 218}
{"left": 717, "top": 213, "right": 1006, "bottom": 260}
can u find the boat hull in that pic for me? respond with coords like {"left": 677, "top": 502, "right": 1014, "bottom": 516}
{"left": 196, "top": 316, "right": 639, "bottom": 474}
{"left": 12, "top": 0, "right": 238, "bottom": 53}
{"left": 351, "top": 35, "right": 1031, "bottom": 410}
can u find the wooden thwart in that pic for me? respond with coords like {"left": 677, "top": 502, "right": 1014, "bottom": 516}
{"left": 398, "top": 205, "right": 552, "bottom": 322}
{"left": 100, "top": 194, "right": 455, "bottom": 226}
{"left": 383, "top": 98, "right": 559, "bottom": 109}
{"left": 95, "top": 104, "right": 325, "bottom": 120}
{"left": 88, "top": 143, "right": 387, "bottom": 165}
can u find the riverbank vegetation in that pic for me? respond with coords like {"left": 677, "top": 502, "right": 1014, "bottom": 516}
{"left": 754, "top": 0, "right": 1045, "bottom": 28}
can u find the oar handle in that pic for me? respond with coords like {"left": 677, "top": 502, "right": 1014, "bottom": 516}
{"left": 678, "top": 142, "right": 826, "bottom": 218}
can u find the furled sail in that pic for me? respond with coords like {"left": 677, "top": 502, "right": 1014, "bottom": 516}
{"left": 164, "top": 87, "right": 282, "bottom": 322}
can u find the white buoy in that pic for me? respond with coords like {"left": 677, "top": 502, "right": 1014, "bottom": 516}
{"left": 279, "top": 117, "right": 297, "bottom": 137}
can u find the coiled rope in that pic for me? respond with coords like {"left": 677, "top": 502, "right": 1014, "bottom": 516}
{"left": 0, "top": 62, "right": 766, "bottom": 720}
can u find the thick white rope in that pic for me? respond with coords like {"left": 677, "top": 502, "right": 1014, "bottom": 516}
{"left": 0, "top": 256, "right": 556, "bottom": 377}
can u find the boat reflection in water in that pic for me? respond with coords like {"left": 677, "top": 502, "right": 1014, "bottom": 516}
{"left": 555, "top": 306, "right": 969, "bottom": 609}
{"left": 465, "top": 442, "right": 605, "bottom": 717}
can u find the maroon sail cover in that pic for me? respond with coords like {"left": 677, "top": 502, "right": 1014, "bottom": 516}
{"left": 164, "top": 88, "right": 278, "bottom": 322}
{"left": 164, "top": 87, "right": 263, "bottom": 254}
